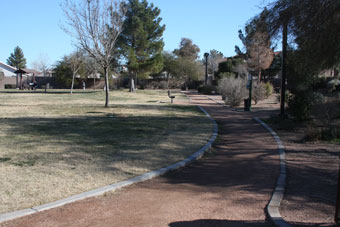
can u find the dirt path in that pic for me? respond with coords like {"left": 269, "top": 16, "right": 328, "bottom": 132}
{"left": 1, "top": 93, "right": 280, "bottom": 227}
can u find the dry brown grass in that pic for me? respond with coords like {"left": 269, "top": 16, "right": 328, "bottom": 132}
{"left": 0, "top": 89, "right": 213, "bottom": 213}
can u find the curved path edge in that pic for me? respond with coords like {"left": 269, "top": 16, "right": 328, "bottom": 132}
{"left": 0, "top": 105, "right": 218, "bottom": 224}
{"left": 254, "top": 117, "right": 292, "bottom": 227}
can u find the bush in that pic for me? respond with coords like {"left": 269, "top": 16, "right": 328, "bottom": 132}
{"left": 218, "top": 72, "right": 235, "bottom": 79}
{"left": 304, "top": 125, "right": 322, "bottom": 141}
{"left": 198, "top": 85, "right": 216, "bottom": 95}
{"left": 4, "top": 84, "right": 16, "bottom": 89}
{"left": 312, "top": 77, "right": 328, "bottom": 90}
{"left": 321, "top": 126, "right": 340, "bottom": 141}
{"left": 145, "top": 81, "right": 168, "bottom": 89}
{"left": 304, "top": 125, "right": 340, "bottom": 142}
{"left": 288, "top": 91, "right": 314, "bottom": 121}
{"left": 252, "top": 82, "right": 266, "bottom": 105}
{"left": 327, "top": 79, "right": 340, "bottom": 91}
{"left": 218, "top": 77, "right": 247, "bottom": 107}
{"left": 264, "top": 82, "right": 273, "bottom": 98}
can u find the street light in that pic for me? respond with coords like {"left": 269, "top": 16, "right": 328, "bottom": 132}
{"left": 204, "top": 52, "right": 209, "bottom": 86}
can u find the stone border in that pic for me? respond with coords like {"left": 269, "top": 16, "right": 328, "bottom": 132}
{"left": 0, "top": 106, "right": 218, "bottom": 224}
{"left": 254, "top": 117, "right": 292, "bottom": 227}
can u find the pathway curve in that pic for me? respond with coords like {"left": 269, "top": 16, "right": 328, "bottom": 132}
{"left": 1, "top": 93, "right": 280, "bottom": 227}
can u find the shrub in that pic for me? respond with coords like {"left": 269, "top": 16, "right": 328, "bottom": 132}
{"left": 264, "top": 82, "right": 273, "bottom": 98}
{"left": 198, "top": 85, "right": 216, "bottom": 95}
{"left": 158, "top": 81, "right": 168, "bottom": 89}
{"left": 312, "top": 92, "right": 325, "bottom": 104}
{"left": 252, "top": 82, "right": 266, "bottom": 105}
{"left": 218, "top": 77, "right": 247, "bottom": 107}
{"left": 304, "top": 125, "right": 340, "bottom": 142}
{"left": 4, "top": 84, "right": 16, "bottom": 89}
{"left": 321, "top": 126, "right": 340, "bottom": 141}
{"left": 304, "top": 125, "right": 322, "bottom": 141}
{"left": 145, "top": 81, "right": 168, "bottom": 89}
{"left": 288, "top": 91, "right": 314, "bottom": 121}
{"left": 218, "top": 72, "right": 235, "bottom": 79}
{"left": 327, "top": 79, "right": 340, "bottom": 91}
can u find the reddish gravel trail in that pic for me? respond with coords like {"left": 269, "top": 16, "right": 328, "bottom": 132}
{"left": 1, "top": 94, "right": 280, "bottom": 227}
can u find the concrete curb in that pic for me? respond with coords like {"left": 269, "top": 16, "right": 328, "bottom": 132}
{"left": 253, "top": 117, "right": 292, "bottom": 227}
{"left": 0, "top": 106, "right": 218, "bottom": 224}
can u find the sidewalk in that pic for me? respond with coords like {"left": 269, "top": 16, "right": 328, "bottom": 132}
{"left": 1, "top": 93, "right": 280, "bottom": 227}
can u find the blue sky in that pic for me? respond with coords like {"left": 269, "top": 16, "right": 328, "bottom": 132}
{"left": 0, "top": 0, "right": 270, "bottom": 68}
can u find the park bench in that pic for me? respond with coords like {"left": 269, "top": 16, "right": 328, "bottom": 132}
{"left": 168, "top": 90, "right": 175, "bottom": 103}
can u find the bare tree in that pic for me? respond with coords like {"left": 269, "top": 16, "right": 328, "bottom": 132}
{"left": 69, "top": 51, "right": 85, "bottom": 94}
{"left": 61, "top": 0, "right": 126, "bottom": 107}
{"left": 31, "top": 53, "right": 50, "bottom": 93}
{"left": 85, "top": 56, "right": 100, "bottom": 90}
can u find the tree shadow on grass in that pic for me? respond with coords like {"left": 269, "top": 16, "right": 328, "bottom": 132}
{"left": 0, "top": 111, "right": 212, "bottom": 176}
{"left": 0, "top": 90, "right": 98, "bottom": 94}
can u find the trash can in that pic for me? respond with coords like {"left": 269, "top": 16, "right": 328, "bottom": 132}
{"left": 244, "top": 98, "right": 250, "bottom": 111}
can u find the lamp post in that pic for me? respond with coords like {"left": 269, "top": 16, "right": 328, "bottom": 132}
{"left": 204, "top": 52, "right": 209, "bottom": 86}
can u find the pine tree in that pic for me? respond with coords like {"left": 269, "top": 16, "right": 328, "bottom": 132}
{"left": 7, "top": 46, "right": 27, "bottom": 69}
{"left": 119, "top": 0, "right": 165, "bottom": 92}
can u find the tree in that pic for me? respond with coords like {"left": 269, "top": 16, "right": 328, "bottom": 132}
{"left": 264, "top": 0, "right": 340, "bottom": 74}
{"left": 7, "top": 46, "right": 27, "bottom": 69}
{"left": 236, "top": 9, "right": 274, "bottom": 81}
{"left": 32, "top": 53, "right": 50, "bottom": 93}
{"left": 53, "top": 56, "right": 73, "bottom": 88}
{"left": 119, "top": 0, "right": 165, "bottom": 92}
{"left": 162, "top": 51, "right": 178, "bottom": 88}
{"left": 69, "top": 51, "right": 86, "bottom": 94}
{"left": 62, "top": 0, "right": 126, "bottom": 107}
{"left": 172, "top": 38, "right": 203, "bottom": 90}
{"left": 260, "top": 0, "right": 340, "bottom": 119}
{"left": 217, "top": 56, "right": 247, "bottom": 79}
{"left": 172, "top": 57, "right": 203, "bottom": 90}
{"left": 173, "top": 38, "right": 200, "bottom": 60}
{"left": 207, "top": 49, "right": 224, "bottom": 77}
{"left": 85, "top": 56, "right": 101, "bottom": 90}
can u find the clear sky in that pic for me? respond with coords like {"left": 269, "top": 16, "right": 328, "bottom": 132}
{"left": 0, "top": 0, "right": 270, "bottom": 68}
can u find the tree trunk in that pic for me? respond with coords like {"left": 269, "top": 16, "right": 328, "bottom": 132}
{"left": 71, "top": 73, "right": 75, "bottom": 94}
{"left": 334, "top": 67, "right": 339, "bottom": 79}
{"left": 19, "top": 74, "right": 22, "bottom": 90}
{"left": 184, "top": 81, "right": 188, "bottom": 91}
{"left": 104, "top": 66, "right": 109, "bottom": 107}
{"left": 258, "top": 70, "right": 262, "bottom": 82}
{"left": 93, "top": 77, "right": 96, "bottom": 90}
{"left": 44, "top": 72, "right": 47, "bottom": 94}
{"left": 129, "top": 77, "right": 135, "bottom": 92}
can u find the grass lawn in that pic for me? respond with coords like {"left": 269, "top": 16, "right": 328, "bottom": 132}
{"left": 0, "top": 89, "right": 213, "bottom": 213}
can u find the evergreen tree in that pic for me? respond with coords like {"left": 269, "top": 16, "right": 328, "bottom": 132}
{"left": 173, "top": 38, "right": 200, "bottom": 60}
{"left": 119, "top": 0, "right": 165, "bottom": 92}
{"left": 7, "top": 46, "right": 27, "bottom": 69}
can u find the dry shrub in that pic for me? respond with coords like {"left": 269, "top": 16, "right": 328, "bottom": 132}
{"left": 218, "top": 77, "right": 247, "bottom": 107}
{"left": 252, "top": 81, "right": 266, "bottom": 105}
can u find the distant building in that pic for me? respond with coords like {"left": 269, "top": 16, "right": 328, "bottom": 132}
{"left": 0, "top": 61, "right": 17, "bottom": 89}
